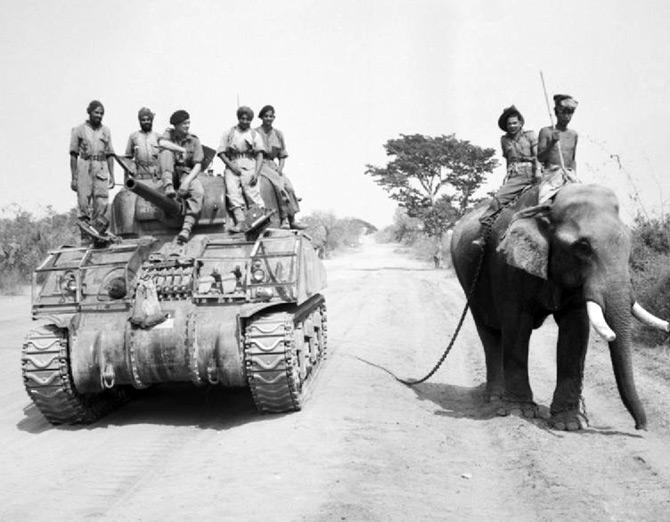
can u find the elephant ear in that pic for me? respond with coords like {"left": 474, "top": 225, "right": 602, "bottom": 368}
{"left": 497, "top": 207, "right": 551, "bottom": 279}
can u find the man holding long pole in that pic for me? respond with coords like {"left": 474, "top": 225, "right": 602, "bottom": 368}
{"left": 537, "top": 93, "right": 579, "bottom": 203}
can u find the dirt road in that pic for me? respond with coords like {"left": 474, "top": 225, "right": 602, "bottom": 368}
{"left": 1, "top": 242, "right": 669, "bottom": 521}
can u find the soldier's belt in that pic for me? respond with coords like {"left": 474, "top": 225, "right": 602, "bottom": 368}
{"left": 80, "top": 153, "right": 107, "bottom": 161}
{"left": 229, "top": 152, "right": 256, "bottom": 159}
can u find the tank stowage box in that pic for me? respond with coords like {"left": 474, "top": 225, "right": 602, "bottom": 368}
{"left": 22, "top": 174, "right": 328, "bottom": 424}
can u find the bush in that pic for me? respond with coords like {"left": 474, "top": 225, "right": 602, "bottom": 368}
{"left": 0, "top": 206, "right": 79, "bottom": 294}
{"left": 630, "top": 214, "right": 670, "bottom": 346}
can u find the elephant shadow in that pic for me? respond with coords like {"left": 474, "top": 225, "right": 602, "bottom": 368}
{"left": 410, "top": 381, "right": 551, "bottom": 427}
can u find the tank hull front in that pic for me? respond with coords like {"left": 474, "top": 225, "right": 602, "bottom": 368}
{"left": 71, "top": 302, "right": 246, "bottom": 393}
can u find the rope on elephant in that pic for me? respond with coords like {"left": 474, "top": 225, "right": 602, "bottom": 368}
{"left": 396, "top": 232, "right": 488, "bottom": 386}
{"left": 397, "top": 187, "right": 529, "bottom": 386}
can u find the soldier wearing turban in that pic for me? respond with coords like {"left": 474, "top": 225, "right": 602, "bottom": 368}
{"left": 537, "top": 94, "right": 580, "bottom": 203}
{"left": 69, "top": 99, "right": 115, "bottom": 241}
{"left": 125, "top": 107, "right": 160, "bottom": 180}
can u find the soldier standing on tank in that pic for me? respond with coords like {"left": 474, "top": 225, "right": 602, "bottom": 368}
{"left": 69, "top": 100, "right": 115, "bottom": 235}
{"left": 217, "top": 106, "right": 266, "bottom": 233}
{"left": 159, "top": 110, "right": 205, "bottom": 244}
{"left": 125, "top": 107, "right": 160, "bottom": 181}
{"left": 537, "top": 94, "right": 579, "bottom": 204}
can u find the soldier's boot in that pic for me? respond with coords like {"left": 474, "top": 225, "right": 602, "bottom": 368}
{"left": 279, "top": 217, "right": 291, "bottom": 230}
{"left": 176, "top": 215, "right": 196, "bottom": 244}
{"left": 228, "top": 208, "right": 246, "bottom": 233}
{"left": 288, "top": 215, "right": 308, "bottom": 230}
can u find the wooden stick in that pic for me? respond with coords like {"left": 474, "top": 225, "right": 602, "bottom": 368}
{"left": 540, "top": 71, "right": 566, "bottom": 173}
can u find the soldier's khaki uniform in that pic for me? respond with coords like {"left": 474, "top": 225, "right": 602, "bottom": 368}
{"left": 255, "top": 126, "right": 300, "bottom": 220}
{"left": 159, "top": 128, "right": 205, "bottom": 220}
{"left": 125, "top": 130, "right": 160, "bottom": 180}
{"left": 69, "top": 121, "right": 114, "bottom": 223}
{"left": 217, "top": 126, "right": 266, "bottom": 210}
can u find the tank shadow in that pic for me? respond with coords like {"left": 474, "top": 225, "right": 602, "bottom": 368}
{"left": 17, "top": 384, "right": 278, "bottom": 433}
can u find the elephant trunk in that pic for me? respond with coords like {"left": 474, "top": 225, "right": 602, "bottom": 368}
{"left": 602, "top": 291, "right": 647, "bottom": 430}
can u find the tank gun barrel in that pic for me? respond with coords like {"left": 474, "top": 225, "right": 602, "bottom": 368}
{"left": 125, "top": 178, "right": 182, "bottom": 216}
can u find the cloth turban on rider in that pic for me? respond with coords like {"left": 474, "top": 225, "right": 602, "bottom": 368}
{"left": 169, "top": 110, "right": 190, "bottom": 126}
{"left": 553, "top": 94, "right": 578, "bottom": 111}
{"left": 237, "top": 106, "right": 254, "bottom": 120}
{"left": 87, "top": 100, "right": 104, "bottom": 114}
{"left": 498, "top": 105, "right": 524, "bottom": 132}
{"left": 138, "top": 107, "right": 155, "bottom": 120}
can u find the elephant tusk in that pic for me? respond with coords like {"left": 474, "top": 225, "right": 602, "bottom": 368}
{"left": 586, "top": 301, "right": 616, "bottom": 342}
{"left": 632, "top": 302, "right": 670, "bottom": 332}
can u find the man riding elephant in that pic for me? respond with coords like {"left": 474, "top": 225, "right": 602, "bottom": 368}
{"left": 451, "top": 179, "right": 668, "bottom": 431}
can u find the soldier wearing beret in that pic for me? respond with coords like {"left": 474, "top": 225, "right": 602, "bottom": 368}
{"left": 472, "top": 105, "right": 539, "bottom": 248}
{"left": 159, "top": 110, "right": 205, "bottom": 243}
{"left": 537, "top": 94, "right": 579, "bottom": 203}
{"left": 217, "top": 106, "right": 266, "bottom": 233}
{"left": 125, "top": 107, "right": 160, "bottom": 181}
{"left": 69, "top": 100, "right": 115, "bottom": 237}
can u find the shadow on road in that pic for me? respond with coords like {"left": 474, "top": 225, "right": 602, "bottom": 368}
{"left": 352, "top": 354, "right": 640, "bottom": 437}
{"left": 17, "top": 384, "right": 280, "bottom": 433}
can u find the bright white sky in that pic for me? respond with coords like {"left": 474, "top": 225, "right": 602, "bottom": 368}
{"left": 1, "top": 0, "right": 669, "bottom": 226}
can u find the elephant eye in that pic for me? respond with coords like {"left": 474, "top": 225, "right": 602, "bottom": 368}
{"left": 571, "top": 238, "right": 593, "bottom": 259}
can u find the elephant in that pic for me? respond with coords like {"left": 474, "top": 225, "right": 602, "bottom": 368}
{"left": 450, "top": 182, "right": 668, "bottom": 430}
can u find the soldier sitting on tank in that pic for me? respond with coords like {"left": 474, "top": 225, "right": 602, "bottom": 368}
{"left": 255, "top": 105, "right": 306, "bottom": 230}
{"left": 158, "top": 110, "right": 205, "bottom": 244}
{"left": 217, "top": 106, "right": 266, "bottom": 233}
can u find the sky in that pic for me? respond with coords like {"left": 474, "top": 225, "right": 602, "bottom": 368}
{"left": 1, "top": 0, "right": 670, "bottom": 227}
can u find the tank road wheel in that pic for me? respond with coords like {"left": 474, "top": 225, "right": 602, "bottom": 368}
{"left": 22, "top": 325, "right": 128, "bottom": 425}
{"left": 244, "top": 306, "right": 328, "bottom": 413}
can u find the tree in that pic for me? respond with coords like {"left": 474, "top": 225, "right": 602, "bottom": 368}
{"left": 365, "top": 133, "right": 497, "bottom": 266}
{"left": 365, "top": 133, "right": 498, "bottom": 229}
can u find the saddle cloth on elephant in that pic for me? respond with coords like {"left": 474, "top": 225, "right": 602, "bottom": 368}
{"left": 489, "top": 180, "right": 576, "bottom": 280}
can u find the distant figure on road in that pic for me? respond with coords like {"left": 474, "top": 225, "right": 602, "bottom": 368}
{"left": 472, "top": 105, "right": 539, "bottom": 248}
{"left": 537, "top": 94, "right": 579, "bottom": 203}
{"left": 217, "top": 106, "right": 266, "bottom": 233}
{"left": 125, "top": 107, "right": 160, "bottom": 181}
{"left": 69, "top": 100, "right": 115, "bottom": 236}
{"left": 159, "top": 110, "right": 205, "bottom": 244}
{"left": 255, "top": 105, "right": 306, "bottom": 230}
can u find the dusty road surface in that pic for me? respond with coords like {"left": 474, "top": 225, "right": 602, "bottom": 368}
{"left": 1, "top": 242, "right": 670, "bottom": 521}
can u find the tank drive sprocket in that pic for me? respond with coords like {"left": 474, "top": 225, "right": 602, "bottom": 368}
{"left": 22, "top": 325, "right": 128, "bottom": 425}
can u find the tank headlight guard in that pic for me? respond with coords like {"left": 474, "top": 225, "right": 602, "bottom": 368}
{"left": 60, "top": 271, "right": 77, "bottom": 294}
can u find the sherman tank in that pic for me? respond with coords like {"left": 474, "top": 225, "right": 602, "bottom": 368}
{"left": 21, "top": 160, "right": 327, "bottom": 424}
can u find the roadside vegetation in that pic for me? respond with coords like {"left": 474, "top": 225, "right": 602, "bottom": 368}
{"left": 0, "top": 206, "right": 370, "bottom": 294}
{"left": 0, "top": 207, "right": 78, "bottom": 294}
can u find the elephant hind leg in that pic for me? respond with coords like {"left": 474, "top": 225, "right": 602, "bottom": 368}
{"left": 473, "top": 318, "right": 504, "bottom": 401}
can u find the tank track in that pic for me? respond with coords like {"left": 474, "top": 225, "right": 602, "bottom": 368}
{"left": 22, "top": 325, "right": 127, "bottom": 425}
{"left": 244, "top": 303, "right": 328, "bottom": 413}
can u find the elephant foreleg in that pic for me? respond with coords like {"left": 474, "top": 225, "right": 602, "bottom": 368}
{"left": 550, "top": 306, "right": 589, "bottom": 430}
{"left": 499, "top": 314, "right": 539, "bottom": 418}
{"left": 473, "top": 318, "right": 504, "bottom": 401}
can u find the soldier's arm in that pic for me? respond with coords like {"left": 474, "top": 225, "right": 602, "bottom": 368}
{"left": 537, "top": 127, "right": 552, "bottom": 163}
{"left": 158, "top": 138, "right": 186, "bottom": 154}
{"left": 528, "top": 131, "right": 541, "bottom": 181}
{"left": 125, "top": 135, "right": 135, "bottom": 158}
{"left": 277, "top": 130, "right": 288, "bottom": 174}
{"left": 179, "top": 141, "right": 204, "bottom": 192}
